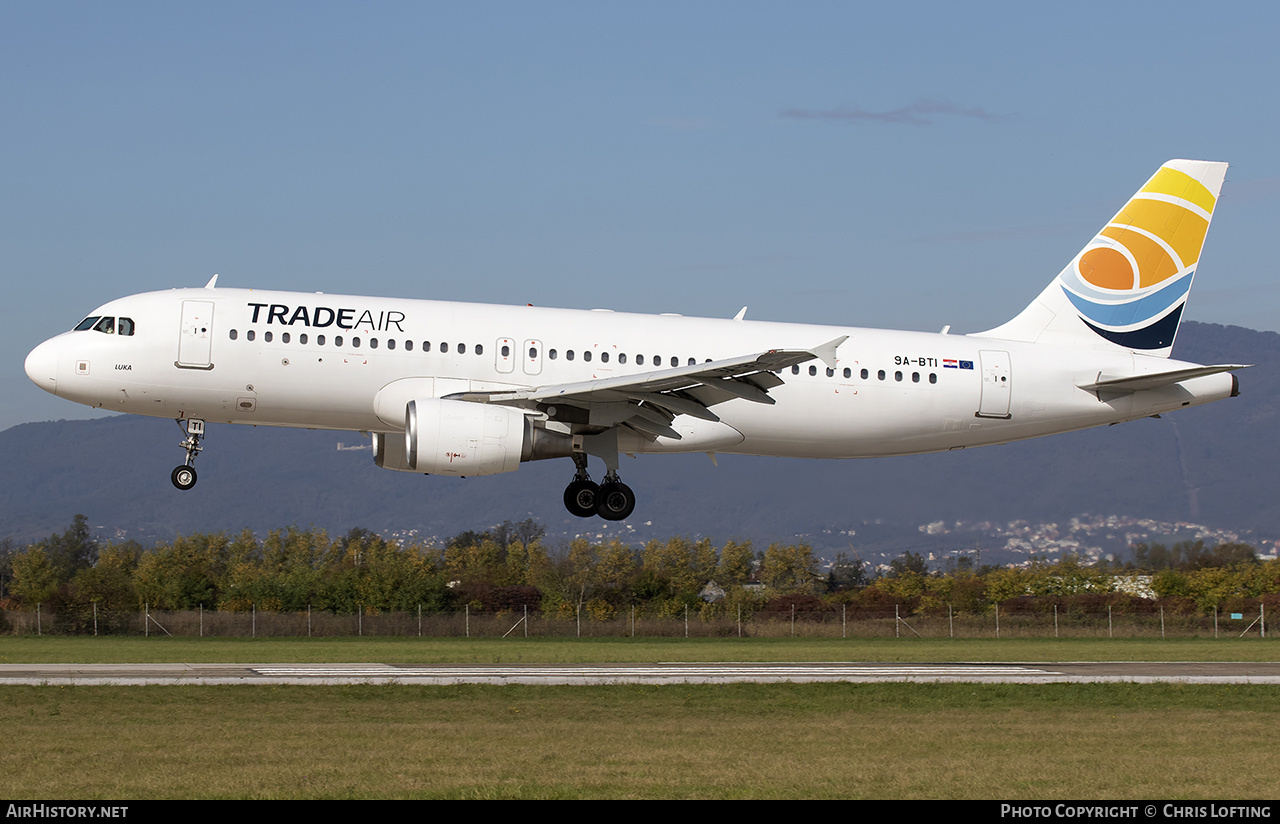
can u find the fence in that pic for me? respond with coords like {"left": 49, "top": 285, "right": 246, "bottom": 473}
{"left": 1, "top": 603, "right": 1269, "bottom": 639}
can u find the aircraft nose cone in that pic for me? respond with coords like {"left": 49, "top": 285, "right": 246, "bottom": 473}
{"left": 25, "top": 339, "right": 58, "bottom": 394}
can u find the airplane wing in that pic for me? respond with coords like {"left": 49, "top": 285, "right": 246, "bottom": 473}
{"left": 448, "top": 335, "right": 847, "bottom": 441}
{"left": 1077, "top": 364, "right": 1249, "bottom": 394}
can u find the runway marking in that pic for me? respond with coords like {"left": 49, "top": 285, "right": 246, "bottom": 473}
{"left": 4, "top": 662, "right": 1279, "bottom": 685}
{"left": 249, "top": 663, "right": 1062, "bottom": 683}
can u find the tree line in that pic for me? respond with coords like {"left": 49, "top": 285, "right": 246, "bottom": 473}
{"left": 1, "top": 516, "right": 1277, "bottom": 621}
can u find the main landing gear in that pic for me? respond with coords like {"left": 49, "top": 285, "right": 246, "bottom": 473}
{"left": 563, "top": 453, "right": 635, "bottom": 521}
{"left": 171, "top": 418, "right": 205, "bottom": 491}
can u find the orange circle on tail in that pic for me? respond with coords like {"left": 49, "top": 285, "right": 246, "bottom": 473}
{"left": 1078, "top": 247, "right": 1135, "bottom": 291}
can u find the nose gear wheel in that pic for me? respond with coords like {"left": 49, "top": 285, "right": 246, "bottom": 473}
{"left": 171, "top": 418, "right": 205, "bottom": 491}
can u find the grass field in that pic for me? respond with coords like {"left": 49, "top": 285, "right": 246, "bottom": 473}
{"left": 3, "top": 682, "right": 1278, "bottom": 799}
{"left": 2, "top": 636, "right": 1277, "bottom": 799}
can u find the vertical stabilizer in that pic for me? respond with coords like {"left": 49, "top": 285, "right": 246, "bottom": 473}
{"left": 974, "top": 159, "right": 1227, "bottom": 358}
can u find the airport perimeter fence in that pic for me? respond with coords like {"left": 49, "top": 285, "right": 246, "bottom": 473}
{"left": 0, "top": 603, "right": 1269, "bottom": 639}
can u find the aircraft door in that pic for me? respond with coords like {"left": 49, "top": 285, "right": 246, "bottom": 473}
{"left": 976, "top": 350, "right": 1011, "bottom": 418}
{"left": 177, "top": 300, "right": 214, "bottom": 369}
{"left": 523, "top": 339, "right": 543, "bottom": 376}
{"left": 495, "top": 337, "right": 515, "bottom": 374}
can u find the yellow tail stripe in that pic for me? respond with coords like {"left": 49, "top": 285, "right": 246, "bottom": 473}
{"left": 1139, "top": 166, "right": 1217, "bottom": 214}
{"left": 1111, "top": 198, "right": 1208, "bottom": 274}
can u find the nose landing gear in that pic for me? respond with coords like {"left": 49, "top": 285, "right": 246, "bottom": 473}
{"left": 171, "top": 418, "right": 205, "bottom": 491}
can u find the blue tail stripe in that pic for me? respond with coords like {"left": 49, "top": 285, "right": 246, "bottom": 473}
{"left": 1062, "top": 271, "right": 1193, "bottom": 329}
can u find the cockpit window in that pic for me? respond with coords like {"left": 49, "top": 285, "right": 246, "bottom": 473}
{"left": 73, "top": 315, "right": 133, "bottom": 335}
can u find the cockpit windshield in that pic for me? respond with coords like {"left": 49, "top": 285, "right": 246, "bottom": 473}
{"left": 72, "top": 315, "right": 135, "bottom": 336}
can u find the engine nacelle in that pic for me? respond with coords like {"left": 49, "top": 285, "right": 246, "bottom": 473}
{"left": 398, "top": 398, "right": 574, "bottom": 476}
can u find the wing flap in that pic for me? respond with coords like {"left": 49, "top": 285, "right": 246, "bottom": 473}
{"left": 460, "top": 336, "right": 847, "bottom": 430}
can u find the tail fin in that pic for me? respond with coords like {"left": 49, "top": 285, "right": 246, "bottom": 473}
{"left": 974, "top": 159, "right": 1228, "bottom": 358}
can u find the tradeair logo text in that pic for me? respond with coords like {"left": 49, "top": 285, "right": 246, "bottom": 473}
{"left": 247, "top": 303, "right": 406, "bottom": 332}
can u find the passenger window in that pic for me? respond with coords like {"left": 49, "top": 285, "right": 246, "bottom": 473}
{"left": 423, "top": 341, "right": 431, "bottom": 352}
{"left": 118, "top": 317, "right": 135, "bottom": 336}
{"left": 601, "top": 352, "right": 609, "bottom": 363}
{"left": 619, "top": 353, "right": 627, "bottom": 364}
{"left": 94, "top": 317, "right": 115, "bottom": 334}
{"left": 502, "top": 345, "right": 511, "bottom": 357}
{"left": 860, "top": 368, "right": 868, "bottom": 380}
{"left": 636, "top": 354, "right": 644, "bottom": 366}
{"left": 475, "top": 344, "right": 483, "bottom": 355}
{"left": 458, "top": 343, "right": 466, "bottom": 354}
{"left": 264, "top": 331, "right": 273, "bottom": 343}
{"left": 529, "top": 347, "right": 538, "bottom": 359}
{"left": 74, "top": 316, "right": 100, "bottom": 332}
{"left": 670, "top": 357, "right": 678, "bottom": 367}
{"left": 584, "top": 351, "right": 592, "bottom": 362}
{"left": 300, "top": 333, "right": 308, "bottom": 345}
{"left": 387, "top": 339, "right": 395, "bottom": 350}
{"left": 843, "top": 368, "right": 851, "bottom": 379}
{"left": 334, "top": 335, "right": 343, "bottom": 347}
{"left": 877, "top": 370, "right": 885, "bottom": 380}
{"left": 370, "top": 338, "right": 379, "bottom": 349}
{"left": 792, "top": 365, "right": 799, "bottom": 375}
{"left": 549, "top": 349, "right": 557, "bottom": 360}
{"left": 826, "top": 368, "right": 835, "bottom": 378}
{"left": 317, "top": 334, "right": 325, "bottom": 346}
{"left": 688, "top": 358, "right": 696, "bottom": 366}
{"left": 912, "top": 372, "right": 920, "bottom": 383}
{"left": 351, "top": 337, "right": 360, "bottom": 348}
{"left": 247, "top": 330, "right": 256, "bottom": 342}
{"left": 895, "top": 371, "right": 903, "bottom": 381}
{"left": 404, "top": 340, "right": 412, "bottom": 351}
{"left": 229, "top": 329, "right": 238, "bottom": 340}
{"left": 809, "top": 365, "right": 817, "bottom": 376}
{"left": 929, "top": 373, "right": 937, "bottom": 384}
{"left": 441, "top": 342, "right": 448, "bottom": 353}
{"left": 567, "top": 350, "right": 575, "bottom": 361}
{"left": 282, "top": 332, "right": 290, "bottom": 344}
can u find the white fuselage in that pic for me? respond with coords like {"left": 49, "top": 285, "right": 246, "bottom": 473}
{"left": 25, "top": 286, "right": 1237, "bottom": 460}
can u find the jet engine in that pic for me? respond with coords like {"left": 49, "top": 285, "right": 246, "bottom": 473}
{"left": 378, "top": 398, "right": 573, "bottom": 476}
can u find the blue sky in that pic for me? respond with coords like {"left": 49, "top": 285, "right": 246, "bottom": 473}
{"left": 5, "top": 1, "right": 1279, "bottom": 430}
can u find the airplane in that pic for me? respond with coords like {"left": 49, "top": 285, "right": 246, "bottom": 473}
{"left": 24, "top": 159, "right": 1248, "bottom": 521}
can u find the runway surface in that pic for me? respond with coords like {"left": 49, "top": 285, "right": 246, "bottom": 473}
{"left": 2, "top": 661, "right": 1279, "bottom": 685}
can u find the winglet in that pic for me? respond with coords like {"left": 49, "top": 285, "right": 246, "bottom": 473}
{"left": 204, "top": 274, "right": 219, "bottom": 289}
{"left": 808, "top": 335, "right": 848, "bottom": 370}
{"left": 734, "top": 307, "right": 748, "bottom": 321}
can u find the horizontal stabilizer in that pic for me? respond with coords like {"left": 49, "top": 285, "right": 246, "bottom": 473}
{"left": 1077, "top": 364, "right": 1249, "bottom": 393}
